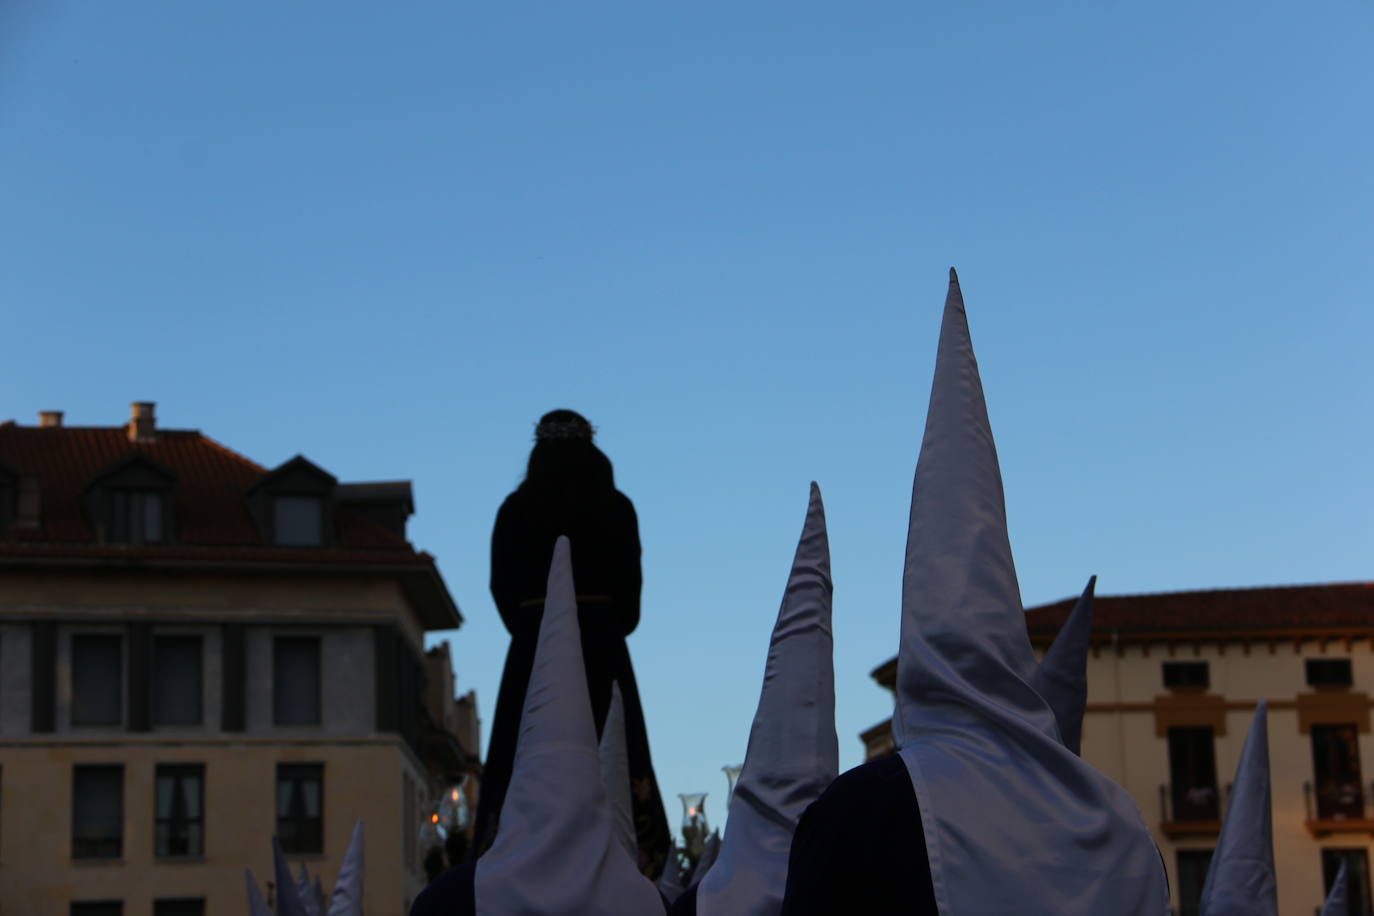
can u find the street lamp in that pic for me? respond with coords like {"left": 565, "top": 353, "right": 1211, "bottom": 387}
{"left": 678, "top": 792, "right": 709, "bottom": 857}
{"left": 722, "top": 765, "right": 743, "bottom": 806}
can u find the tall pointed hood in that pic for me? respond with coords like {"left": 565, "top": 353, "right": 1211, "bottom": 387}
{"left": 245, "top": 869, "right": 272, "bottom": 916}
{"left": 273, "top": 837, "right": 308, "bottom": 916}
{"left": 698, "top": 482, "right": 837, "bottom": 916}
{"left": 326, "top": 821, "right": 365, "bottom": 916}
{"left": 689, "top": 831, "right": 721, "bottom": 890}
{"left": 657, "top": 843, "right": 686, "bottom": 904}
{"left": 895, "top": 270, "right": 1168, "bottom": 914}
{"left": 297, "top": 863, "right": 321, "bottom": 916}
{"left": 474, "top": 536, "right": 663, "bottom": 915}
{"left": 1200, "top": 702, "right": 1277, "bottom": 916}
{"left": 599, "top": 681, "right": 638, "bottom": 863}
{"left": 1321, "top": 861, "right": 1350, "bottom": 916}
{"left": 1030, "top": 576, "right": 1096, "bottom": 755}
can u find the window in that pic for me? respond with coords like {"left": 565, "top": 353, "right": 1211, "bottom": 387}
{"left": 154, "top": 765, "right": 204, "bottom": 858}
{"left": 1163, "top": 661, "right": 1209, "bottom": 689}
{"left": 72, "top": 765, "right": 123, "bottom": 859}
{"left": 1309, "top": 659, "right": 1354, "bottom": 688}
{"left": 153, "top": 636, "right": 202, "bottom": 726}
{"left": 273, "top": 636, "right": 321, "bottom": 726}
{"left": 70, "top": 904, "right": 123, "bottom": 916}
{"left": 1168, "top": 727, "right": 1220, "bottom": 821}
{"left": 109, "top": 490, "right": 165, "bottom": 544}
{"left": 153, "top": 900, "right": 204, "bottom": 916}
{"left": 72, "top": 635, "right": 123, "bottom": 726}
{"left": 1324, "top": 849, "right": 1374, "bottom": 916}
{"left": 1313, "top": 724, "right": 1364, "bottom": 820}
{"left": 403, "top": 773, "right": 416, "bottom": 868}
{"left": 1176, "top": 849, "right": 1213, "bottom": 916}
{"left": 274, "top": 495, "right": 323, "bottom": 546}
{"left": 277, "top": 764, "right": 323, "bottom": 854}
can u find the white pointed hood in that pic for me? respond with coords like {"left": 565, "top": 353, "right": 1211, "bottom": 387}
{"left": 656, "top": 843, "right": 686, "bottom": 904}
{"left": 599, "top": 681, "right": 638, "bottom": 864}
{"left": 698, "top": 482, "right": 837, "bottom": 916}
{"left": 273, "top": 837, "right": 308, "bottom": 916}
{"left": 326, "top": 821, "right": 365, "bottom": 916}
{"left": 1321, "top": 861, "right": 1350, "bottom": 916}
{"left": 475, "top": 536, "right": 663, "bottom": 915}
{"left": 895, "top": 270, "right": 1168, "bottom": 915}
{"left": 1200, "top": 702, "right": 1277, "bottom": 916}
{"left": 297, "top": 863, "right": 321, "bottom": 916}
{"left": 689, "top": 831, "right": 721, "bottom": 890}
{"left": 1030, "top": 577, "right": 1096, "bottom": 755}
{"left": 245, "top": 869, "right": 272, "bottom": 916}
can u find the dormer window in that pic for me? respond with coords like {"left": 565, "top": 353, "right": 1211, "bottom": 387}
{"left": 111, "top": 489, "right": 166, "bottom": 545}
{"left": 246, "top": 455, "right": 337, "bottom": 548}
{"left": 273, "top": 495, "right": 323, "bottom": 546}
{"left": 84, "top": 455, "right": 176, "bottom": 546}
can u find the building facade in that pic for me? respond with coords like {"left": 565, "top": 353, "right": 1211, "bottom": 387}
{"left": 861, "top": 582, "right": 1374, "bottom": 916}
{"left": 0, "top": 404, "right": 477, "bottom": 916}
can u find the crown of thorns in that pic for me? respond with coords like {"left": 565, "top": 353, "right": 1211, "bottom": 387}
{"left": 534, "top": 417, "right": 595, "bottom": 442}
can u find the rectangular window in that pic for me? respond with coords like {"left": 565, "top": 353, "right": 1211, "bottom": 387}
{"left": 1313, "top": 724, "right": 1365, "bottom": 820}
{"left": 274, "top": 495, "right": 323, "bottom": 546}
{"left": 153, "top": 899, "right": 205, "bottom": 916}
{"left": 1309, "top": 659, "right": 1354, "bottom": 688}
{"left": 1168, "top": 727, "right": 1220, "bottom": 821}
{"left": 1176, "top": 849, "right": 1213, "bottom": 916}
{"left": 71, "top": 904, "right": 123, "bottom": 916}
{"left": 1324, "top": 849, "right": 1374, "bottom": 916}
{"left": 154, "top": 765, "right": 204, "bottom": 858}
{"left": 273, "top": 636, "right": 321, "bottom": 726}
{"left": 110, "top": 490, "right": 165, "bottom": 545}
{"left": 72, "top": 765, "right": 123, "bottom": 859}
{"left": 153, "top": 636, "right": 203, "bottom": 726}
{"left": 277, "top": 764, "right": 323, "bottom": 854}
{"left": 1162, "top": 661, "right": 1209, "bottom": 689}
{"left": 71, "top": 634, "right": 122, "bottom": 726}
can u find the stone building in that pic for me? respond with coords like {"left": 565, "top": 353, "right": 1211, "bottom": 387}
{"left": 0, "top": 403, "right": 477, "bottom": 915}
{"left": 861, "top": 582, "right": 1374, "bottom": 916}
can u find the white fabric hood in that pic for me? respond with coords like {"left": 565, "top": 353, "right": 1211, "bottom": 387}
{"left": 894, "top": 269, "right": 1169, "bottom": 915}
{"left": 1030, "top": 577, "right": 1096, "bottom": 755}
{"left": 474, "top": 536, "right": 663, "bottom": 915}
{"left": 1200, "top": 702, "right": 1277, "bottom": 916}
{"left": 698, "top": 482, "right": 837, "bottom": 916}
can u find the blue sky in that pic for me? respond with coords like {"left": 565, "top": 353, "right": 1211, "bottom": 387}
{"left": 4, "top": 1, "right": 1373, "bottom": 834}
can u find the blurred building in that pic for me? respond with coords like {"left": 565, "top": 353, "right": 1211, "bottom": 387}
{"left": 861, "top": 582, "right": 1374, "bottom": 916}
{"left": 0, "top": 403, "right": 480, "bottom": 915}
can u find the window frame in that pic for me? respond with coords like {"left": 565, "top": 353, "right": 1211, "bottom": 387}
{"left": 72, "top": 764, "right": 124, "bottom": 861}
{"left": 273, "top": 635, "right": 323, "bottom": 727}
{"left": 153, "top": 764, "right": 205, "bottom": 859}
{"left": 1167, "top": 726, "right": 1221, "bottom": 822}
{"left": 152, "top": 634, "right": 204, "bottom": 727}
{"left": 276, "top": 763, "right": 324, "bottom": 855}
{"left": 1312, "top": 723, "right": 1365, "bottom": 820}
{"left": 70, "top": 632, "right": 124, "bottom": 727}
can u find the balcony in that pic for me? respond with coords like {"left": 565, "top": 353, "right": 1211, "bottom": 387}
{"left": 1303, "top": 780, "right": 1374, "bottom": 838}
{"left": 1158, "top": 782, "right": 1227, "bottom": 839}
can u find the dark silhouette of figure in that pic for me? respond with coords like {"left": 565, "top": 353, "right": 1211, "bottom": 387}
{"left": 470, "top": 410, "right": 670, "bottom": 877}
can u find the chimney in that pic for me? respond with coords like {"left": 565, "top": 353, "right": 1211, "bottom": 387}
{"left": 38, "top": 411, "right": 63, "bottom": 428}
{"left": 129, "top": 401, "right": 157, "bottom": 443}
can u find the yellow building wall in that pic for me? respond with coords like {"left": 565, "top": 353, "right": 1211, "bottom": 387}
{"left": 0, "top": 738, "right": 428, "bottom": 916}
{"left": 1074, "top": 641, "right": 1374, "bottom": 915}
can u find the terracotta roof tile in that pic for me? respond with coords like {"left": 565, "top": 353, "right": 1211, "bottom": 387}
{"left": 1025, "top": 582, "right": 1374, "bottom": 638}
{"left": 0, "top": 421, "right": 411, "bottom": 556}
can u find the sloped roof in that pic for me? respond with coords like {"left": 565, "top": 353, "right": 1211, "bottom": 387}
{"left": 0, "top": 421, "right": 405, "bottom": 549}
{"left": 1023, "top": 582, "right": 1374, "bottom": 639}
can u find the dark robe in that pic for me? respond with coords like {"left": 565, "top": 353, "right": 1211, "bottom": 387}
{"left": 778, "top": 754, "right": 938, "bottom": 915}
{"left": 470, "top": 484, "right": 671, "bottom": 876}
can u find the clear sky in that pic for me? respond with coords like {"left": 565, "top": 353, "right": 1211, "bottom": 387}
{"left": 4, "top": 1, "right": 1373, "bottom": 835}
